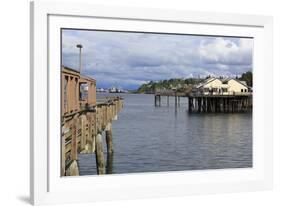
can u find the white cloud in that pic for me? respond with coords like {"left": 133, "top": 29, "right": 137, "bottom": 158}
{"left": 199, "top": 37, "right": 253, "bottom": 66}
{"left": 62, "top": 30, "right": 253, "bottom": 89}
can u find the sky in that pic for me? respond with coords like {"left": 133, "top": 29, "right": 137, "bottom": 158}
{"left": 62, "top": 29, "right": 253, "bottom": 90}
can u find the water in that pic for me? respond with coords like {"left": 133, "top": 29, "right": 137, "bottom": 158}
{"left": 77, "top": 93, "right": 252, "bottom": 175}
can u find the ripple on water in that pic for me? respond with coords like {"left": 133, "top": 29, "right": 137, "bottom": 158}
{"left": 78, "top": 93, "right": 252, "bottom": 175}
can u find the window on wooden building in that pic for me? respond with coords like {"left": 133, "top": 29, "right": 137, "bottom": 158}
{"left": 79, "top": 83, "right": 88, "bottom": 101}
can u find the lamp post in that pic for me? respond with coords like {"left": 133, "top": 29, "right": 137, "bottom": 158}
{"left": 76, "top": 44, "right": 83, "bottom": 73}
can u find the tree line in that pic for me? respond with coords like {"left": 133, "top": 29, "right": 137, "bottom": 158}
{"left": 136, "top": 71, "right": 252, "bottom": 93}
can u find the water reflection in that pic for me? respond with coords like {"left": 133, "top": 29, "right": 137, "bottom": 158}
{"left": 78, "top": 93, "right": 252, "bottom": 175}
{"left": 106, "top": 153, "right": 114, "bottom": 174}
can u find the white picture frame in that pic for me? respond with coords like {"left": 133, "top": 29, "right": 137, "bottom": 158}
{"left": 30, "top": 0, "right": 273, "bottom": 205}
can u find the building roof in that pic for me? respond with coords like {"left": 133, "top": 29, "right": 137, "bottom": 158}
{"left": 196, "top": 77, "right": 222, "bottom": 88}
{"left": 227, "top": 78, "right": 249, "bottom": 88}
{"left": 194, "top": 77, "right": 250, "bottom": 89}
{"left": 239, "top": 80, "right": 247, "bottom": 86}
{"left": 204, "top": 77, "right": 217, "bottom": 84}
{"left": 221, "top": 78, "right": 231, "bottom": 83}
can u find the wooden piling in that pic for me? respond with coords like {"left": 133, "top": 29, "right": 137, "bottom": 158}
{"left": 187, "top": 94, "right": 251, "bottom": 113}
{"left": 95, "top": 133, "right": 105, "bottom": 174}
{"left": 86, "top": 114, "right": 92, "bottom": 152}
{"left": 71, "top": 117, "right": 78, "bottom": 160}
{"left": 92, "top": 135, "right": 96, "bottom": 153}
{"left": 106, "top": 153, "right": 114, "bottom": 174}
{"left": 105, "top": 122, "right": 113, "bottom": 154}
{"left": 61, "top": 125, "right": 66, "bottom": 176}
{"left": 154, "top": 95, "right": 162, "bottom": 107}
{"left": 80, "top": 115, "right": 86, "bottom": 151}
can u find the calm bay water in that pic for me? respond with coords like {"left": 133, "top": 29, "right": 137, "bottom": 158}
{"left": 78, "top": 93, "right": 252, "bottom": 175}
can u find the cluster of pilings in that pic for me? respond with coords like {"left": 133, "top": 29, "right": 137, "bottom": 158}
{"left": 154, "top": 93, "right": 182, "bottom": 107}
{"left": 61, "top": 97, "right": 123, "bottom": 176}
{"left": 188, "top": 95, "right": 252, "bottom": 113}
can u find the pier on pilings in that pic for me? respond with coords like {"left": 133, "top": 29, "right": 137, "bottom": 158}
{"left": 187, "top": 94, "right": 252, "bottom": 113}
{"left": 154, "top": 90, "right": 186, "bottom": 107}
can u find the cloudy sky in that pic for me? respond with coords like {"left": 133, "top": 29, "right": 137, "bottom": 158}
{"left": 62, "top": 29, "right": 253, "bottom": 90}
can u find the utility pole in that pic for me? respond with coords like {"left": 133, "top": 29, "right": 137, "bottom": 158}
{"left": 76, "top": 44, "right": 83, "bottom": 73}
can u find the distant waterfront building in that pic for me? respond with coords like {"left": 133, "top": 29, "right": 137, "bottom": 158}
{"left": 97, "top": 88, "right": 106, "bottom": 92}
{"left": 193, "top": 77, "right": 251, "bottom": 95}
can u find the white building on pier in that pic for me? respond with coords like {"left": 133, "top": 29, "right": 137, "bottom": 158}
{"left": 193, "top": 77, "right": 251, "bottom": 95}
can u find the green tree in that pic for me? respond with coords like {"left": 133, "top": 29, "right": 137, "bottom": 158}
{"left": 239, "top": 71, "right": 253, "bottom": 87}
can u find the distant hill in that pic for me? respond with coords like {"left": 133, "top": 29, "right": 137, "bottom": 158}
{"left": 136, "top": 78, "right": 203, "bottom": 94}
{"left": 136, "top": 71, "right": 252, "bottom": 94}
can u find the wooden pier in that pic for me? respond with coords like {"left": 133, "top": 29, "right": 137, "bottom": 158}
{"left": 154, "top": 89, "right": 252, "bottom": 113}
{"left": 61, "top": 66, "right": 123, "bottom": 176}
{"left": 188, "top": 93, "right": 252, "bottom": 113}
{"left": 154, "top": 90, "right": 186, "bottom": 107}
{"left": 62, "top": 97, "right": 123, "bottom": 176}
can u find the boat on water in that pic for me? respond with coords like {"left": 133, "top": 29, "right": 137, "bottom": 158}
{"left": 96, "top": 88, "right": 108, "bottom": 92}
{"left": 109, "top": 86, "right": 127, "bottom": 93}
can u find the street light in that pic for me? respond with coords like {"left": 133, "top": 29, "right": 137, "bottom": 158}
{"left": 76, "top": 44, "right": 83, "bottom": 73}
